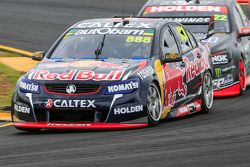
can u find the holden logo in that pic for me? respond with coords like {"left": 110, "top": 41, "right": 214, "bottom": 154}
{"left": 66, "top": 84, "right": 76, "bottom": 94}
{"left": 45, "top": 99, "right": 53, "bottom": 109}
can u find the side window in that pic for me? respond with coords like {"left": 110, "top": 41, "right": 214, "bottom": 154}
{"left": 235, "top": 4, "right": 249, "bottom": 26}
{"left": 233, "top": 5, "right": 244, "bottom": 30}
{"left": 172, "top": 25, "right": 193, "bottom": 53}
{"left": 186, "top": 30, "right": 198, "bottom": 48}
{"left": 160, "top": 26, "right": 180, "bottom": 56}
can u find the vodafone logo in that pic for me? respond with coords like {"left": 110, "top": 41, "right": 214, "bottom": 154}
{"left": 45, "top": 99, "right": 53, "bottom": 109}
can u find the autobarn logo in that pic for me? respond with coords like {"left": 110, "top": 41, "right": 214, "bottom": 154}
{"left": 73, "top": 28, "right": 145, "bottom": 36}
{"left": 44, "top": 99, "right": 96, "bottom": 109}
{"left": 212, "top": 55, "right": 229, "bottom": 65}
{"left": 33, "top": 70, "right": 124, "bottom": 81}
{"left": 114, "top": 105, "right": 143, "bottom": 115}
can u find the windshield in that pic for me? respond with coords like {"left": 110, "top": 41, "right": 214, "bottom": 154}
{"left": 49, "top": 28, "right": 155, "bottom": 59}
{"left": 142, "top": 5, "right": 230, "bottom": 33}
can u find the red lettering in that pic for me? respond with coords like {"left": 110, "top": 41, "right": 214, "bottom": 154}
{"left": 93, "top": 73, "right": 108, "bottom": 81}
{"left": 33, "top": 70, "right": 49, "bottom": 80}
{"left": 59, "top": 70, "right": 76, "bottom": 80}
{"left": 75, "top": 70, "right": 94, "bottom": 80}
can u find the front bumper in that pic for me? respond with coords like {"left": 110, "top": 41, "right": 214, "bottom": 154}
{"left": 14, "top": 122, "right": 148, "bottom": 130}
{"left": 213, "top": 83, "right": 240, "bottom": 97}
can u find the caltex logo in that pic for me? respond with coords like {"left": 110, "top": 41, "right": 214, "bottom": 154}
{"left": 45, "top": 99, "right": 53, "bottom": 109}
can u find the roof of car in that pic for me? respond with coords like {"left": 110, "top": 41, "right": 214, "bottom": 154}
{"left": 72, "top": 18, "right": 171, "bottom": 29}
{"left": 144, "top": 0, "right": 234, "bottom": 6}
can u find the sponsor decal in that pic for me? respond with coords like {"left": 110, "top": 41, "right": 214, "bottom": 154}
{"left": 66, "top": 84, "right": 77, "bottom": 94}
{"left": 184, "top": 49, "right": 208, "bottom": 83}
{"left": 68, "top": 28, "right": 145, "bottom": 36}
{"left": 213, "top": 74, "right": 234, "bottom": 90}
{"left": 163, "top": 48, "right": 209, "bottom": 108}
{"left": 33, "top": 70, "right": 124, "bottom": 81}
{"left": 47, "top": 123, "right": 91, "bottom": 127}
{"left": 105, "top": 78, "right": 139, "bottom": 95}
{"left": 19, "top": 78, "right": 40, "bottom": 94}
{"left": 163, "top": 65, "right": 187, "bottom": 107}
{"left": 114, "top": 105, "right": 143, "bottom": 115}
{"left": 215, "top": 68, "right": 222, "bottom": 77}
{"left": 159, "top": 1, "right": 216, "bottom": 5}
{"left": 177, "top": 100, "right": 202, "bottom": 117}
{"left": 75, "top": 22, "right": 153, "bottom": 29}
{"left": 144, "top": 6, "right": 228, "bottom": 15}
{"left": 165, "top": 17, "right": 210, "bottom": 23}
{"left": 137, "top": 66, "right": 154, "bottom": 80}
{"left": 221, "top": 65, "right": 236, "bottom": 73}
{"left": 14, "top": 104, "right": 30, "bottom": 114}
{"left": 203, "top": 37, "right": 219, "bottom": 44}
{"left": 44, "top": 99, "right": 96, "bottom": 109}
{"left": 212, "top": 54, "right": 229, "bottom": 65}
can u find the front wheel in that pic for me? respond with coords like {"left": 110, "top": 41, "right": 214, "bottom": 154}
{"left": 147, "top": 82, "right": 162, "bottom": 126}
{"left": 201, "top": 71, "right": 213, "bottom": 113}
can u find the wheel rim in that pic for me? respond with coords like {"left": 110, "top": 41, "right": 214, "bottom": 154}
{"left": 203, "top": 73, "right": 213, "bottom": 109}
{"left": 147, "top": 84, "right": 162, "bottom": 122}
{"left": 239, "top": 59, "right": 246, "bottom": 90}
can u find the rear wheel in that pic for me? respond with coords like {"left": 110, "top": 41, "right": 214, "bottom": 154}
{"left": 147, "top": 82, "right": 162, "bottom": 126}
{"left": 239, "top": 58, "right": 246, "bottom": 95}
{"left": 201, "top": 71, "right": 213, "bottom": 113}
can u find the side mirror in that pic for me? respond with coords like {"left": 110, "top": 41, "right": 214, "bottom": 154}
{"left": 205, "top": 15, "right": 215, "bottom": 39}
{"left": 239, "top": 27, "right": 250, "bottom": 37}
{"left": 32, "top": 51, "right": 45, "bottom": 61}
{"left": 162, "top": 53, "right": 182, "bottom": 63}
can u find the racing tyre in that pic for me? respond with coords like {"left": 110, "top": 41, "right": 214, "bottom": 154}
{"left": 147, "top": 82, "right": 162, "bottom": 126}
{"left": 239, "top": 58, "right": 246, "bottom": 95}
{"left": 201, "top": 71, "right": 213, "bottom": 113}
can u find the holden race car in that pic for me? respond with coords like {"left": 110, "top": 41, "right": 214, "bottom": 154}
{"left": 11, "top": 18, "right": 213, "bottom": 131}
{"left": 139, "top": 0, "right": 250, "bottom": 97}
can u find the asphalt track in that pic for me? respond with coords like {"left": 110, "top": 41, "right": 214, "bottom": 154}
{"left": 0, "top": 1, "right": 250, "bottom": 167}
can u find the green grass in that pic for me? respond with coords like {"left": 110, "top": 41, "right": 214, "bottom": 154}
{"left": 0, "top": 57, "right": 24, "bottom": 112}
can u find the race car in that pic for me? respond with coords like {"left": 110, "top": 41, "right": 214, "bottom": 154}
{"left": 139, "top": 0, "right": 250, "bottom": 97}
{"left": 11, "top": 18, "right": 213, "bottom": 131}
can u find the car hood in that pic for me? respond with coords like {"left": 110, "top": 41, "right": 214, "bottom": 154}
{"left": 26, "top": 59, "right": 148, "bottom": 85}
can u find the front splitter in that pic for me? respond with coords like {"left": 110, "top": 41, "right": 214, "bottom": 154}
{"left": 14, "top": 122, "right": 148, "bottom": 130}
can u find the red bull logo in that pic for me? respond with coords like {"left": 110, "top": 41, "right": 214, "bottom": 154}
{"left": 163, "top": 64, "right": 187, "bottom": 107}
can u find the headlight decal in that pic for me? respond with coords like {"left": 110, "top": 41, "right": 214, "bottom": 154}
{"left": 105, "top": 78, "right": 140, "bottom": 95}
{"left": 19, "top": 77, "right": 40, "bottom": 94}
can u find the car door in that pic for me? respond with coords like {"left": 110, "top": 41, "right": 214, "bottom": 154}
{"left": 160, "top": 25, "right": 187, "bottom": 110}
{"left": 233, "top": 4, "right": 250, "bottom": 76}
{"left": 170, "top": 24, "right": 203, "bottom": 101}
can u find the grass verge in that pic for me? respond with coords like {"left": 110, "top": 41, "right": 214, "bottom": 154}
{"left": 0, "top": 60, "right": 24, "bottom": 113}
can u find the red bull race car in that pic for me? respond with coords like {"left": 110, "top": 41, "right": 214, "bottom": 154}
{"left": 139, "top": 0, "right": 250, "bottom": 97}
{"left": 11, "top": 18, "right": 213, "bottom": 131}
